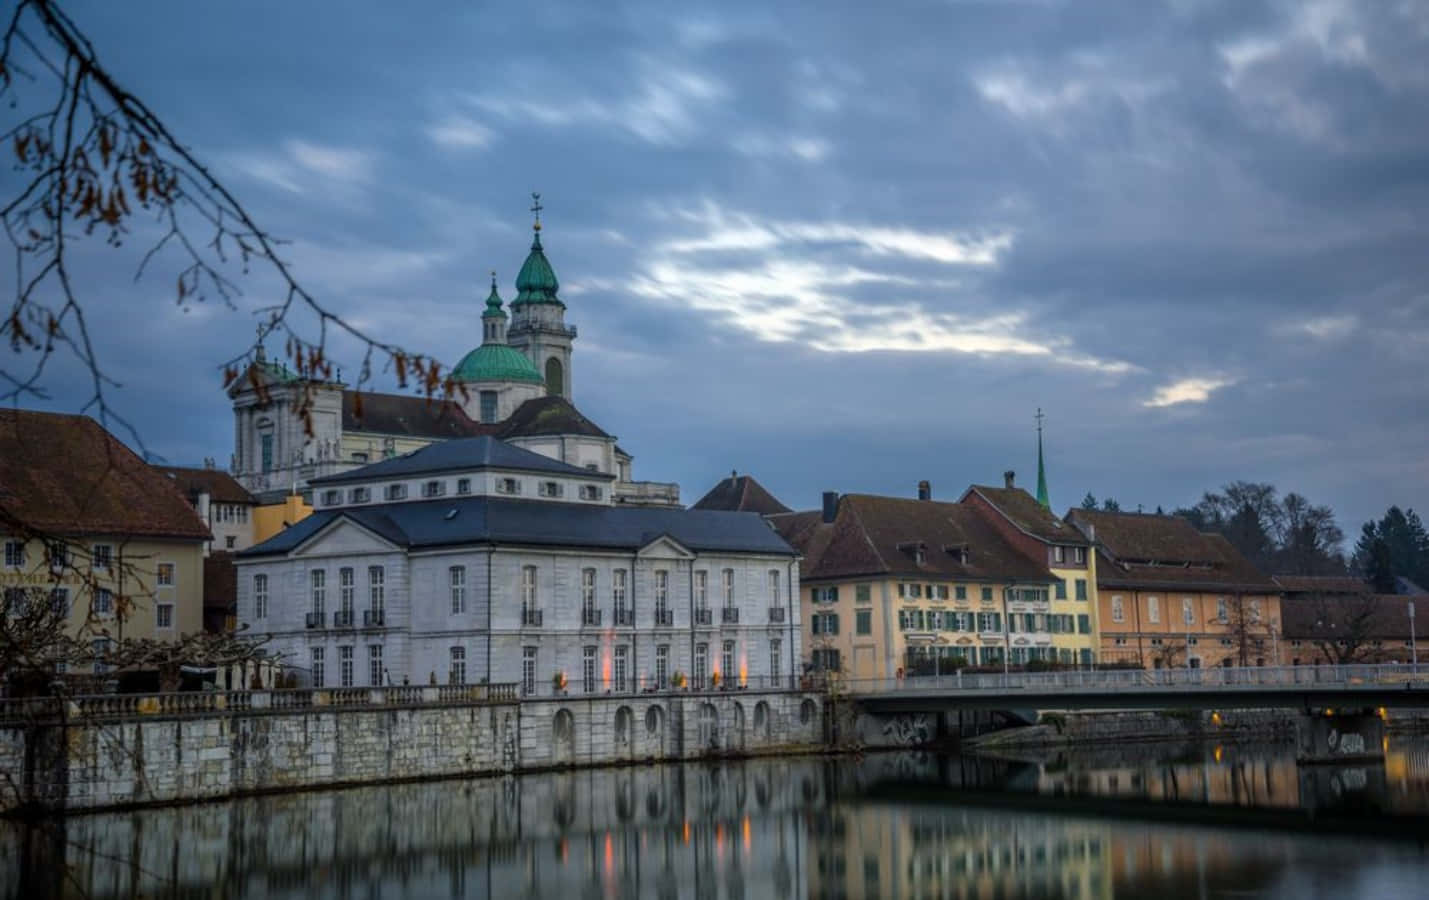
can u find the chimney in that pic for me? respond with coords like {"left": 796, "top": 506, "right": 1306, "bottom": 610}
{"left": 1004, "top": 470, "right": 1016, "bottom": 489}
{"left": 822, "top": 491, "right": 839, "bottom": 523}
{"left": 917, "top": 480, "right": 931, "bottom": 501}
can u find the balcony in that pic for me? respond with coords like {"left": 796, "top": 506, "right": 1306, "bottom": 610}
{"left": 653, "top": 608, "right": 674, "bottom": 627}
{"left": 364, "top": 609, "right": 385, "bottom": 627}
{"left": 768, "top": 606, "right": 786, "bottom": 624}
{"left": 722, "top": 607, "right": 740, "bottom": 625}
{"left": 521, "top": 607, "right": 543, "bottom": 628}
{"left": 614, "top": 608, "right": 634, "bottom": 627}
{"left": 694, "top": 607, "right": 713, "bottom": 626}
{"left": 581, "top": 607, "right": 602, "bottom": 627}
{"left": 334, "top": 609, "right": 355, "bottom": 628}
{"left": 305, "top": 612, "right": 325, "bottom": 629}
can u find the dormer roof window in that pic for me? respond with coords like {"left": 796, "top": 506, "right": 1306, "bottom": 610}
{"left": 897, "top": 541, "right": 928, "bottom": 567}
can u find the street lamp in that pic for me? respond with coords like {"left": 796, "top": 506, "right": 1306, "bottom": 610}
{"left": 1410, "top": 601, "right": 1417, "bottom": 676}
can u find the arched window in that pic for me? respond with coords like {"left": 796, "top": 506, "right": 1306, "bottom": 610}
{"left": 545, "top": 357, "right": 564, "bottom": 397}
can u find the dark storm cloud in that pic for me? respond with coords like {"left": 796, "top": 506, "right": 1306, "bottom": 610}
{"left": 20, "top": 0, "right": 1429, "bottom": 540}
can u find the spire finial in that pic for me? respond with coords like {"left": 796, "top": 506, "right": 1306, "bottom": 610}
{"left": 1035, "top": 407, "right": 1050, "bottom": 510}
{"left": 530, "top": 192, "right": 543, "bottom": 232}
{"left": 254, "top": 323, "right": 266, "bottom": 361}
{"left": 490, "top": 270, "right": 497, "bottom": 290}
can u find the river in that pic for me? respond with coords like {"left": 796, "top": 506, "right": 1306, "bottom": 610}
{"left": 4, "top": 736, "right": 1429, "bottom": 898}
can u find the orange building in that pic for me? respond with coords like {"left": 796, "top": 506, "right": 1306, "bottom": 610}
{"left": 1066, "top": 509, "right": 1279, "bottom": 669}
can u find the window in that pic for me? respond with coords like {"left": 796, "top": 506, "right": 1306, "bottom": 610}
{"left": 583, "top": 646, "right": 597, "bottom": 693}
{"left": 722, "top": 569, "right": 735, "bottom": 606}
{"left": 261, "top": 433, "right": 274, "bottom": 473}
{"left": 580, "top": 568, "right": 596, "bottom": 618}
{"left": 3, "top": 587, "right": 26, "bottom": 617}
{"left": 368, "top": 645, "right": 383, "bottom": 686}
{"left": 339, "top": 646, "right": 354, "bottom": 687}
{"left": 385, "top": 484, "right": 407, "bottom": 501}
{"left": 655, "top": 569, "right": 669, "bottom": 612}
{"left": 1250, "top": 598, "right": 1262, "bottom": 623}
{"left": 339, "top": 567, "right": 355, "bottom": 616}
{"left": 1078, "top": 614, "right": 1091, "bottom": 634}
{"left": 1111, "top": 595, "right": 1124, "bottom": 623}
{"left": 311, "top": 647, "right": 325, "bottom": 687}
{"left": 450, "top": 566, "right": 467, "bottom": 614}
{"left": 813, "top": 586, "right": 840, "bottom": 603}
{"left": 95, "top": 588, "right": 113, "bottom": 616}
{"left": 1073, "top": 546, "right": 1086, "bottom": 563}
{"left": 521, "top": 564, "right": 537, "bottom": 609}
{"left": 695, "top": 570, "right": 708, "bottom": 609}
{"left": 1147, "top": 595, "right": 1160, "bottom": 624}
{"left": 769, "top": 570, "right": 781, "bottom": 606}
{"left": 769, "top": 639, "right": 781, "bottom": 679}
{"left": 1055, "top": 580, "right": 1067, "bottom": 600}
{"left": 322, "top": 490, "right": 341, "bottom": 505}
{"left": 982, "top": 586, "right": 993, "bottom": 602}
{"left": 92, "top": 544, "right": 112, "bottom": 570}
{"left": 1053, "top": 545, "right": 1066, "bottom": 564}
{"left": 656, "top": 644, "right": 669, "bottom": 689}
{"left": 1075, "top": 579, "right": 1087, "bottom": 601}
{"left": 498, "top": 478, "right": 521, "bottom": 495}
{"left": 250, "top": 573, "right": 268, "bottom": 619}
{"left": 49, "top": 588, "right": 68, "bottom": 617}
{"left": 955, "top": 586, "right": 967, "bottom": 600}
{"left": 348, "top": 487, "right": 370, "bottom": 503}
{"left": 856, "top": 609, "right": 872, "bottom": 635}
{"left": 456, "top": 478, "right": 472, "bottom": 495}
{"left": 811, "top": 648, "right": 841, "bottom": 672}
{"left": 368, "top": 566, "right": 385, "bottom": 615}
{"left": 615, "top": 645, "right": 629, "bottom": 692}
{"left": 1182, "top": 596, "right": 1195, "bottom": 625}
{"left": 155, "top": 561, "right": 174, "bottom": 586}
{"left": 422, "top": 480, "right": 445, "bottom": 498}
{"left": 694, "top": 643, "right": 708, "bottom": 687}
{"left": 612, "top": 568, "right": 627, "bottom": 615}
{"left": 522, "top": 647, "right": 536, "bottom": 695}
{"left": 721, "top": 641, "right": 735, "bottom": 683}
{"left": 310, "top": 569, "right": 326, "bottom": 614}
{"left": 580, "top": 484, "right": 603, "bottom": 501}
{"left": 1216, "top": 596, "right": 1228, "bottom": 623}
{"left": 226, "top": 536, "right": 236, "bottom": 549}
{"left": 479, "top": 390, "right": 498, "bottom": 423}
{"left": 539, "top": 481, "right": 563, "bottom": 498}
{"left": 856, "top": 584, "right": 871, "bottom": 603}
{"left": 812, "top": 612, "right": 840, "bottom": 635}
{"left": 450, "top": 646, "right": 467, "bottom": 685}
{"left": 3, "top": 541, "right": 23, "bottom": 568}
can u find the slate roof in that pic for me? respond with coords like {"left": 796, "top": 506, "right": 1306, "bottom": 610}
{"left": 154, "top": 466, "right": 256, "bottom": 506}
{"left": 499, "top": 396, "right": 611, "bottom": 439}
{"left": 310, "top": 436, "right": 614, "bottom": 485}
{"left": 1273, "top": 574, "right": 1370, "bottom": 595}
{"left": 240, "top": 497, "right": 795, "bottom": 558}
{"left": 769, "top": 494, "right": 1055, "bottom": 584}
{"left": 692, "top": 474, "right": 791, "bottom": 515}
{"left": 1068, "top": 508, "right": 1275, "bottom": 592}
{"left": 965, "top": 485, "right": 1087, "bottom": 545}
{"left": 342, "top": 390, "right": 491, "bottom": 439}
{"left": 1281, "top": 595, "right": 1429, "bottom": 641}
{"left": 0, "top": 409, "right": 209, "bottom": 540}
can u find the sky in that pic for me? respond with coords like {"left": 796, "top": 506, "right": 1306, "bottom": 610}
{"left": 8, "top": 0, "right": 1429, "bottom": 546}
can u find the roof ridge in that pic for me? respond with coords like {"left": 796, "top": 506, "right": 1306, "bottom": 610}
{"left": 844, "top": 495, "right": 890, "bottom": 571}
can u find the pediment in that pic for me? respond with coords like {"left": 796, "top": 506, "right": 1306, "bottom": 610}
{"left": 636, "top": 533, "right": 695, "bottom": 560}
{"left": 292, "top": 517, "right": 401, "bottom": 557}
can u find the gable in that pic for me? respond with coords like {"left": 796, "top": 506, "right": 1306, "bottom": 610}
{"left": 292, "top": 517, "right": 402, "bottom": 558}
{"left": 636, "top": 534, "right": 696, "bottom": 560}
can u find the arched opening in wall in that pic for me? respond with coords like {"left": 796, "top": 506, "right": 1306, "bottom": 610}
{"left": 615, "top": 705, "right": 634, "bottom": 755}
{"left": 799, "top": 699, "right": 816, "bottom": 732}
{"left": 753, "top": 701, "right": 772, "bottom": 742}
{"left": 554, "top": 773, "right": 577, "bottom": 829}
{"left": 697, "top": 702, "right": 720, "bottom": 753}
{"left": 731, "top": 702, "right": 747, "bottom": 752}
{"left": 615, "top": 773, "right": 635, "bottom": 821}
{"left": 552, "top": 708, "right": 576, "bottom": 764}
{"left": 645, "top": 704, "right": 666, "bottom": 757}
{"left": 545, "top": 357, "right": 564, "bottom": 397}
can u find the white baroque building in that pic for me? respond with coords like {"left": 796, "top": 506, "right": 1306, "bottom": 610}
{"left": 235, "top": 437, "right": 801, "bottom": 694}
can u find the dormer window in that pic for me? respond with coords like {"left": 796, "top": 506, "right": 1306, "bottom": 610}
{"left": 497, "top": 478, "right": 521, "bottom": 495}
{"left": 422, "top": 480, "right": 445, "bottom": 498}
{"left": 456, "top": 478, "right": 471, "bottom": 495}
{"left": 943, "top": 544, "right": 970, "bottom": 565}
{"left": 539, "top": 481, "right": 563, "bottom": 498}
{"left": 321, "top": 490, "right": 341, "bottom": 506}
{"left": 385, "top": 484, "right": 408, "bottom": 501}
{"left": 580, "top": 484, "right": 602, "bottom": 501}
{"left": 897, "top": 541, "right": 928, "bottom": 567}
{"left": 1053, "top": 545, "right": 1066, "bottom": 564}
{"left": 1073, "top": 546, "right": 1086, "bottom": 564}
{"left": 348, "top": 486, "right": 370, "bottom": 503}
{"left": 584, "top": 463, "right": 599, "bottom": 472}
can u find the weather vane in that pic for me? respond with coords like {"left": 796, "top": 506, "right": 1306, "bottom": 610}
{"left": 530, "top": 191, "right": 542, "bottom": 231}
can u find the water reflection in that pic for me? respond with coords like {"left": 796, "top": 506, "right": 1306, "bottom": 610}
{"left": 2, "top": 740, "right": 1428, "bottom": 899}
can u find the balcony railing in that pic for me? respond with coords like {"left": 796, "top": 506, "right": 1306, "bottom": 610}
{"left": 614, "top": 608, "right": 634, "bottom": 627}
{"left": 694, "top": 608, "right": 713, "bottom": 626}
{"left": 305, "top": 612, "right": 325, "bottom": 629}
{"left": 364, "top": 609, "right": 385, "bottom": 627}
{"left": 654, "top": 608, "right": 673, "bottom": 627}
{"left": 768, "top": 606, "right": 786, "bottom": 624}
{"left": 522, "top": 607, "right": 543, "bottom": 627}
{"left": 334, "top": 609, "right": 355, "bottom": 627}
{"left": 722, "top": 607, "right": 740, "bottom": 624}
{"left": 582, "top": 607, "right": 602, "bottom": 627}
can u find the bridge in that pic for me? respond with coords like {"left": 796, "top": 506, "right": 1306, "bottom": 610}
{"left": 843, "top": 664, "right": 1429, "bottom": 712}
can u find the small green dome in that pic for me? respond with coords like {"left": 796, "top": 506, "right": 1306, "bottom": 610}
{"left": 511, "top": 230, "right": 563, "bottom": 307}
{"left": 483, "top": 273, "right": 507, "bottom": 318}
{"left": 452, "top": 344, "right": 544, "bottom": 384}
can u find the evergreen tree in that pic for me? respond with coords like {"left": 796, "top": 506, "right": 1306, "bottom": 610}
{"left": 1102, "top": 498, "right": 1121, "bottom": 512}
{"left": 1354, "top": 507, "right": 1429, "bottom": 587}
{"left": 1081, "top": 493, "right": 1098, "bottom": 510}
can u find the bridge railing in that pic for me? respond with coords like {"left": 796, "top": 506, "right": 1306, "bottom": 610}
{"left": 842, "top": 664, "right": 1428, "bottom": 696}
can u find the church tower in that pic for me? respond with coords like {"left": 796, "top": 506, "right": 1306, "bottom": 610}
{"left": 451, "top": 273, "right": 545, "bottom": 423}
{"left": 507, "top": 193, "right": 575, "bottom": 400}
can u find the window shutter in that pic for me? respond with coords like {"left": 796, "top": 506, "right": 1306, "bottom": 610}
{"left": 831, "top": 614, "right": 840, "bottom": 635}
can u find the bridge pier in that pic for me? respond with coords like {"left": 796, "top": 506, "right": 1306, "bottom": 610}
{"left": 1295, "top": 708, "right": 1385, "bottom": 765}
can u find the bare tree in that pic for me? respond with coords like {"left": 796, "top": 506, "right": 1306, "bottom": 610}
{"left": 1221, "top": 594, "right": 1273, "bottom": 667}
{"left": 1305, "top": 593, "right": 1385, "bottom": 665}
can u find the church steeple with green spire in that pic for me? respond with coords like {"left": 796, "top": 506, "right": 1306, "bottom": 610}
{"left": 507, "top": 192, "right": 576, "bottom": 399}
{"left": 1035, "top": 407, "right": 1050, "bottom": 509}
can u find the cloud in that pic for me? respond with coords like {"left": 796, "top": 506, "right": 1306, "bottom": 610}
{"left": 1143, "top": 377, "right": 1237, "bottom": 408}
{"left": 1276, "top": 314, "right": 1359, "bottom": 341}
{"left": 426, "top": 115, "right": 496, "bottom": 150}
{"left": 228, "top": 139, "right": 374, "bottom": 195}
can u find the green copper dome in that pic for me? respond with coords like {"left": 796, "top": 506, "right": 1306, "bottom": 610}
{"left": 511, "top": 230, "right": 563, "bottom": 307}
{"left": 483, "top": 273, "right": 507, "bottom": 318}
{"left": 451, "top": 344, "right": 544, "bottom": 384}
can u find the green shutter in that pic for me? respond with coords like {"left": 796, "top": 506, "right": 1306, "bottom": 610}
{"left": 830, "top": 613, "right": 840, "bottom": 635}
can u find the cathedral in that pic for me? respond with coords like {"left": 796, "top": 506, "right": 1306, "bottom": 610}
{"left": 228, "top": 200, "right": 679, "bottom": 508}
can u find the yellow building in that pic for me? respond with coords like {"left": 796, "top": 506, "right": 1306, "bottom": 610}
{"left": 0, "top": 409, "right": 209, "bottom": 679}
{"left": 772, "top": 489, "right": 1058, "bottom": 681}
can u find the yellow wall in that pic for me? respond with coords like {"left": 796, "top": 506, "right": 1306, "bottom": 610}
{"left": 1097, "top": 589, "right": 1282, "bottom": 668}
{"left": 253, "top": 494, "right": 313, "bottom": 544}
{"left": 1049, "top": 556, "right": 1100, "bottom": 664}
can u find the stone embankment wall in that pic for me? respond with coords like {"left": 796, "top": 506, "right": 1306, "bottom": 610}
{"left": 0, "top": 687, "right": 825, "bottom": 814}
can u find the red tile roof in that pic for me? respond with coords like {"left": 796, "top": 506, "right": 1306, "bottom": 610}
{"left": 692, "top": 474, "right": 791, "bottom": 515}
{"left": 153, "top": 466, "right": 255, "bottom": 506}
{"left": 1067, "top": 508, "right": 1275, "bottom": 592}
{"left": 0, "top": 409, "right": 209, "bottom": 540}
{"left": 342, "top": 390, "right": 492, "bottom": 439}
{"left": 1272, "top": 574, "right": 1370, "bottom": 595}
{"left": 964, "top": 485, "right": 1087, "bottom": 545}
{"left": 1281, "top": 595, "right": 1429, "bottom": 640}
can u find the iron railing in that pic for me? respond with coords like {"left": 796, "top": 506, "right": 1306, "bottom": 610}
{"left": 363, "top": 609, "right": 385, "bottom": 627}
{"left": 305, "top": 612, "right": 325, "bottom": 629}
{"left": 768, "top": 606, "right": 786, "bottom": 624}
{"left": 694, "top": 608, "right": 713, "bottom": 626}
{"left": 521, "top": 607, "right": 543, "bottom": 627}
{"left": 613, "top": 608, "right": 635, "bottom": 627}
{"left": 653, "top": 608, "right": 674, "bottom": 627}
{"left": 581, "top": 607, "right": 602, "bottom": 627}
{"left": 722, "top": 607, "right": 740, "bottom": 624}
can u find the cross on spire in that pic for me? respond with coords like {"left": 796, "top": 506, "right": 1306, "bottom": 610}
{"left": 1035, "top": 407, "right": 1045, "bottom": 435}
{"left": 1035, "top": 407, "right": 1050, "bottom": 510}
{"left": 530, "top": 191, "right": 543, "bottom": 231}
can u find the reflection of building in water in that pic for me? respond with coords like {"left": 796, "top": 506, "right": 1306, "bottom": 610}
{"left": 1035, "top": 745, "right": 1302, "bottom": 810}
